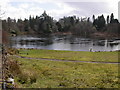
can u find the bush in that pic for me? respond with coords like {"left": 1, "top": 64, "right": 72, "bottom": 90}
{"left": 7, "top": 48, "right": 19, "bottom": 55}
{"left": 18, "top": 74, "right": 28, "bottom": 84}
{"left": 7, "top": 60, "right": 21, "bottom": 76}
{"left": 30, "top": 75, "right": 36, "bottom": 84}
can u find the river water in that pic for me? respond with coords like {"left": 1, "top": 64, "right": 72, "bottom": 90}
{"left": 10, "top": 35, "right": 120, "bottom": 51}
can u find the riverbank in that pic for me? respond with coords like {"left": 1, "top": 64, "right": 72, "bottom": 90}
{"left": 90, "top": 32, "right": 120, "bottom": 39}
{"left": 13, "top": 31, "right": 120, "bottom": 39}
{"left": 18, "top": 49, "right": 119, "bottom": 63}
{"left": 8, "top": 49, "right": 119, "bottom": 88}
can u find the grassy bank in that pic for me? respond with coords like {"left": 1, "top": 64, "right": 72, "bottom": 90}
{"left": 19, "top": 49, "right": 119, "bottom": 63}
{"left": 11, "top": 56, "right": 119, "bottom": 88}
{"left": 8, "top": 49, "right": 119, "bottom": 88}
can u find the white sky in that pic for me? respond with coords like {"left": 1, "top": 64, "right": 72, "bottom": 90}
{"left": 0, "top": 0, "right": 119, "bottom": 21}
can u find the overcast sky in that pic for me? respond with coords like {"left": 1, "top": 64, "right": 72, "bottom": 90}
{"left": 0, "top": 0, "right": 119, "bottom": 21}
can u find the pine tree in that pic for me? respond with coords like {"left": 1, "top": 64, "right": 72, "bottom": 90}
{"left": 107, "top": 15, "right": 109, "bottom": 24}
{"left": 92, "top": 15, "right": 95, "bottom": 22}
{"left": 110, "top": 13, "right": 114, "bottom": 23}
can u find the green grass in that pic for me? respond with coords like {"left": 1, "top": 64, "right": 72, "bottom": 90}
{"left": 13, "top": 57, "right": 119, "bottom": 88}
{"left": 18, "top": 49, "right": 119, "bottom": 62}
{"left": 9, "top": 49, "right": 119, "bottom": 88}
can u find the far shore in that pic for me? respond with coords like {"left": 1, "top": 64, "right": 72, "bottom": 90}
{"left": 11, "top": 31, "right": 120, "bottom": 39}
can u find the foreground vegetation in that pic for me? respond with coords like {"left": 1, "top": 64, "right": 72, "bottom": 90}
{"left": 6, "top": 49, "right": 119, "bottom": 88}
{"left": 19, "top": 49, "right": 119, "bottom": 63}
{"left": 10, "top": 56, "right": 119, "bottom": 88}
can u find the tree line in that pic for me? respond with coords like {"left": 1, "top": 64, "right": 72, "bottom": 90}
{"left": 2, "top": 11, "right": 120, "bottom": 37}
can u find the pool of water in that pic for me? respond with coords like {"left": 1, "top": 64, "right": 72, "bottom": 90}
{"left": 10, "top": 35, "right": 120, "bottom": 51}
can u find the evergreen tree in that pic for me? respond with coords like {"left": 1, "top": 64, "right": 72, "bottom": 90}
{"left": 112, "top": 19, "right": 119, "bottom": 23}
{"left": 56, "top": 22, "right": 62, "bottom": 32}
{"left": 92, "top": 15, "right": 95, "bottom": 22}
{"left": 17, "top": 19, "right": 24, "bottom": 32}
{"left": 29, "top": 15, "right": 35, "bottom": 29}
{"left": 93, "top": 15, "right": 105, "bottom": 31}
{"left": 107, "top": 15, "right": 109, "bottom": 24}
{"left": 7, "top": 17, "right": 11, "bottom": 32}
{"left": 110, "top": 13, "right": 114, "bottom": 23}
{"left": 37, "top": 11, "right": 54, "bottom": 34}
{"left": 87, "top": 17, "right": 90, "bottom": 22}
{"left": 24, "top": 19, "right": 29, "bottom": 32}
{"left": 70, "top": 17, "right": 74, "bottom": 26}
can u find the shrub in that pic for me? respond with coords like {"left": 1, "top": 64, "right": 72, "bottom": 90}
{"left": 30, "top": 75, "right": 36, "bottom": 84}
{"left": 18, "top": 74, "right": 28, "bottom": 84}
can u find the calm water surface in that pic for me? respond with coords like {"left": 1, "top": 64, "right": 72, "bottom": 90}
{"left": 10, "top": 35, "right": 120, "bottom": 51}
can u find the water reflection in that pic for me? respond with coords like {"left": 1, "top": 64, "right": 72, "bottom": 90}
{"left": 10, "top": 35, "right": 120, "bottom": 51}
